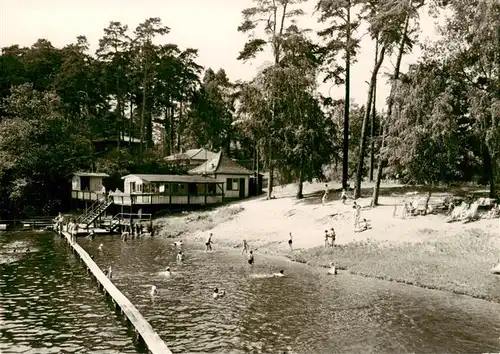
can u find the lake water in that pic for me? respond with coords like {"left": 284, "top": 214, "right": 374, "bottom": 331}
{"left": 2, "top": 231, "right": 500, "bottom": 354}
{"left": 0, "top": 232, "right": 139, "bottom": 354}
{"left": 82, "top": 236, "right": 500, "bottom": 354}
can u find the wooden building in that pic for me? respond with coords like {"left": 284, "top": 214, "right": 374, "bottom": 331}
{"left": 114, "top": 174, "right": 224, "bottom": 206}
{"left": 188, "top": 151, "right": 254, "bottom": 199}
{"left": 71, "top": 172, "right": 109, "bottom": 201}
{"left": 164, "top": 148, "right": 217, "bottom": 169}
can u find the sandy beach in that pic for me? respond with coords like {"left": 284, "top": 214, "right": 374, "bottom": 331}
{"left": 154, "top": 181, "right": 500, "bottom": 302}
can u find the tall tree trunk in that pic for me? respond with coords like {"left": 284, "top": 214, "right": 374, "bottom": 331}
{"left": 256, "top": 143, "right": 260, "bottom": 195}
{"left": 128, "top": 98, "right": 133, "bottom": 147}
{"left": 177, "top": 100, "right": 183, "bottom": 151}
{"left": 164, "top": 108, "right": 170, "bottom": 156}
{"left": 372, "top": 12, "right": 410, "bottom": 206}
{"left": 342, "top": 0, "right": 352, "bottom": 190}
{"left": 296, "top": 169, "right": 304, "bottom": 199}
{"left": 116, "top": 73, "right": 122, "bottom": 149}
{"left": 369, "top": 37, "right": 379, "bottom": 182}
{"left": 354, "top": 46, "right": 386, "bottom": 199}
{"left": 140, "top": 65, "right": 148, "bottom": 157}
{"left": 169, "top": 105, "right": 175, "bottom": 154}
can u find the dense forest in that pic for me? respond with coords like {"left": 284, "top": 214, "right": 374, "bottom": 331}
{"left": 0, "top": 0, "right": 498, "bottom": 218}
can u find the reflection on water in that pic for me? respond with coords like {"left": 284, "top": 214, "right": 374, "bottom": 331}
{"left": 0, "top": 232, "right": 139, "bottom": 354}
{"left": 83, "top": 236, "right": 500, "bottom": 354}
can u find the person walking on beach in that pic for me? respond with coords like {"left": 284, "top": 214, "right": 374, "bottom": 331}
{"left": 341, "top": 189, "right": 347, "bottom": 204}
{"left": 324, "top": 230, "right": 330, "bottom": 248}
{"left": 241, "top": 239, "right": 249, "bottom": 254}
{"left": 288, "top": 232, "right": 293, "bottom": 251}
{"left": 247, "top": 250, "right": 254, "bottom": 266}
{"left": 322, "top": 184, "right": 329, "bottom": 206}
{"left": 353, "top": 201, "right": 361, "bottom": 228}
{"left": 330, "top": 227, "right": 336, "bottom": 247}
{"left": 205, "top": 233, "right": 213, "bottom": 251}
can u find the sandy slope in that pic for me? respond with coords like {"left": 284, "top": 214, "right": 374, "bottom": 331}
{"left": 187, "top": 181, "right": 500, "bottom": 253}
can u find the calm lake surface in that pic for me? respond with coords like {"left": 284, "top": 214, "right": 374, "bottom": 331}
{"left": 2, "top": 231, "right": 500, "bottom": 354}
{"left": 82, "top": 235, "right": 500, "bottom": 354}
{"left": 0, "top": 232, "right": 139, "bottom": 354}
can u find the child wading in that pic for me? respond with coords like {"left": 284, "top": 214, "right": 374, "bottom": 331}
{"left": 247, "top": 250, "right": 254, "bottom": 266}
{"left": 241, "top": 239, "right": 248, "bottom": 254}
{"left": 205, "top": 233, "right": 213, "bottom": 251}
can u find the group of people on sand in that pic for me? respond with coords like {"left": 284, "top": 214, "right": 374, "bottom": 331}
{"left": 321, "top": 185, "right": 372, "bottom": 233}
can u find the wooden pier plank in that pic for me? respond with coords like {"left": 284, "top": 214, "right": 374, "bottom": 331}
{"left": 61, "top": 231, "right": 172, "bottom": 354}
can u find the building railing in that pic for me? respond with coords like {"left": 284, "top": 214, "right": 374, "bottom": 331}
{"left": 111, "top": 192, "right": 224, "bottom": 206}
{"left": 71, "top": 190, "right": 102, "bottom": 201}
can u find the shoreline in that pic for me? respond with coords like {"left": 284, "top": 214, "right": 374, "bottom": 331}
{"left": 153, "top": 181, "right": 500, "bottom": 304}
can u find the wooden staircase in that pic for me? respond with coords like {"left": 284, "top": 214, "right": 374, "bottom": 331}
{"left": 76, "top": 195, "right": 114, "bottom": 227}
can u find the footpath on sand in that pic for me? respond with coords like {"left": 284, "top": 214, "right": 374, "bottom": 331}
{"left": 154, "top": 181, "right": 500, "bottom": 303}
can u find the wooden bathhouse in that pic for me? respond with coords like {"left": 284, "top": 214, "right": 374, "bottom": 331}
{"left": 115, "top": 174, "right": 224, "bottom": 207}
{"left": 164, "top": 148, "right": 217, "bottom": 169}
{"left": 71, "top": 172, "right": 109, "bottom": 202}
{"left": 188, "top": 151, "right": 254, "bottom": 199}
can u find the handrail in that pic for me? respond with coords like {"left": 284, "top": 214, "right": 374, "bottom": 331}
{"left": 76, "top": 195, "right": 113, "bottom": 224}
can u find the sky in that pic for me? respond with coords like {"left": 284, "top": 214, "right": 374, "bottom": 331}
{"left": 1, "top": 0, "right": 443, "bottom": 110}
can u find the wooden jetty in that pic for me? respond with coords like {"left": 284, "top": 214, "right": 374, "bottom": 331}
{"left": 59, "top": 229, "right": 172, "bottom": 354}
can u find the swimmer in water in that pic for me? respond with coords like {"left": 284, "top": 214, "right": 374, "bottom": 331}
{"left": 150, "top": 285, "right": 158, "bottom": 296}
{"left": 247, "top": 250, "right": 254, "bottom": 266}
{"left": 213, "top": 287, "right": 225, "bottom": 299}
{"left": 162, "top": 266, "right": 172, "bottom": 277}
{"left": 173, "top": 240, "right": 183, "bottom": 247}
{"left": 176, "top": 251, "right": 184, "bottom": 262}
{"left": 328, "top": 262, "right": 337, "bottom": 275}
{"left": 273, "top": 270, "right": 285, "bottom": 277}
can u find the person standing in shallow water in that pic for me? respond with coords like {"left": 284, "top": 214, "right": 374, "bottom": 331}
{"left": 241, "top": 239, "right": 249, "bottom": 254}
{"left": 205, "top": 233, "right": 213, "bottom": 251}
{"left": 288, "top": 232, "right": 293, "bottom": 251}
{"left": 247, "top": 250, "right": 254, "bottom": 266}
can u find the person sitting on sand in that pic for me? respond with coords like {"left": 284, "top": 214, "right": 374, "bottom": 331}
{"left": 273, "top": 270, "right": 285, "bottom": 277}
{"left": 176, "top": 251, "right": 184, "bottom": 262}
{"left": 241, "top": 239, "right": 249, "bottom": 255}
{"left": 322, "top": 184, "right": 329, "bottom": 206}
{"left": 205, "top": 233, "right": 213, "bottom": 251}
{"left": 247, "top": 250, "right": 254, "bottom": 266}
{"left": 355, "top": 218, "right": 371, "bottom": 233}
{"left": 341, "top": 189, "right": 347, "bottom": 204}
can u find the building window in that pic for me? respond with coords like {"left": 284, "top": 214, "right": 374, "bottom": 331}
{"left": 226, "top": 178, "right": 239, "bottom": 191}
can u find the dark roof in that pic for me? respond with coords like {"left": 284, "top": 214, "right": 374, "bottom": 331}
{"left": 188, "top": 151, "right": 254, "bottom": 175}
{"left": 121, "top": 174, "right": 219, "bottom": 184}
{"left": 164, "top": 148, "right": 217, "bottom": 162}
{"left": 74, "top": 172, "right": 110, "bottom": 177}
